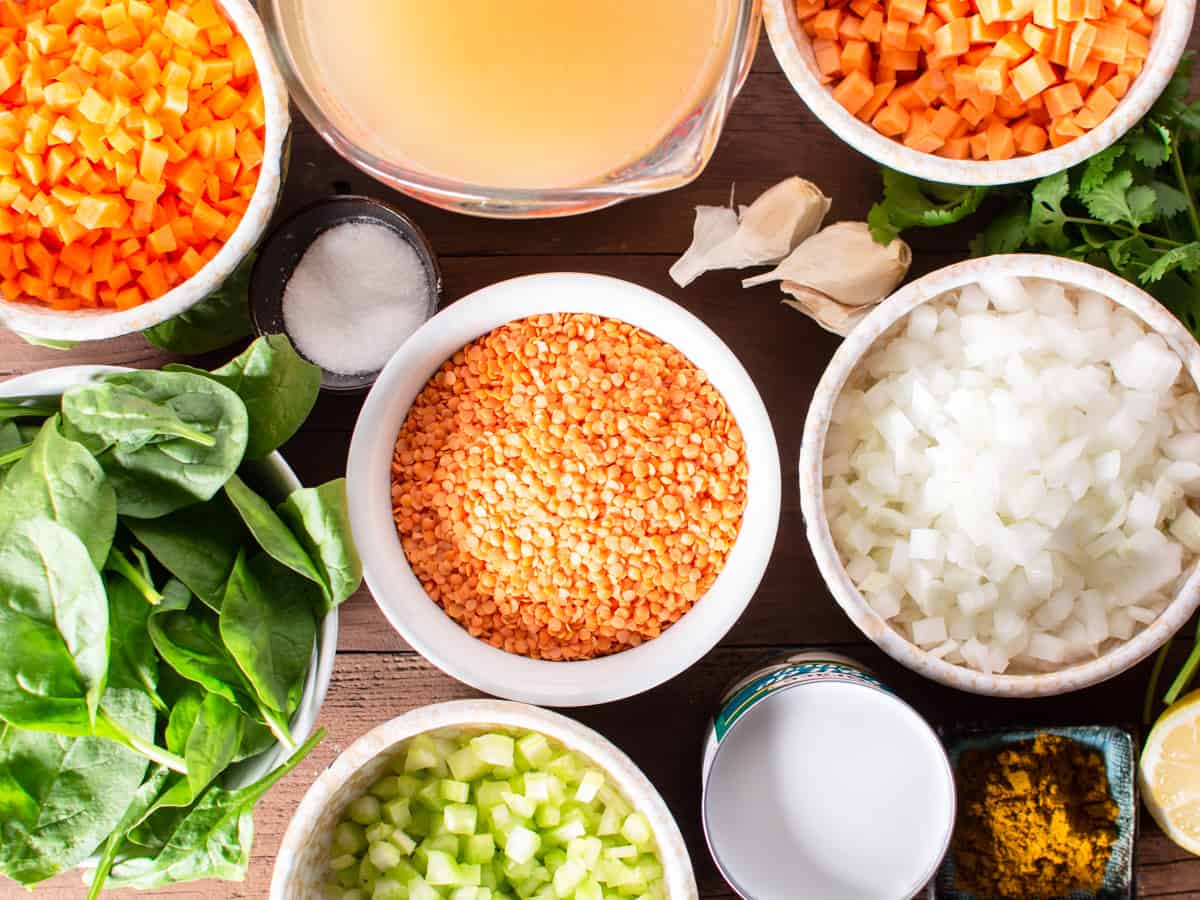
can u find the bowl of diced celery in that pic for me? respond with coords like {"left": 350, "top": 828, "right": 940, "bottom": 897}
{"left": 270, "top": 699, "right": 697, "bottom": 900}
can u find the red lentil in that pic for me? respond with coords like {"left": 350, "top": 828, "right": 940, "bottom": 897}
{"left": 390, "top": 313, "right": 748, "bottom": 660}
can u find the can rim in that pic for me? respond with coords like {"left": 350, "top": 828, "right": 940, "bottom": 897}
{"left": 701, "top": 671, "right": 957, "bottom": 900}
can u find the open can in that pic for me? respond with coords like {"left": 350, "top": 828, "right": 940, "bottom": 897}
{"left": 701, "top": 651, "right": 956, "bottom": 900}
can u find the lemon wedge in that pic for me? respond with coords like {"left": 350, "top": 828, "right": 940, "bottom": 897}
{"left": 1140, "top": 689, "right": 1200, "bottom": 855}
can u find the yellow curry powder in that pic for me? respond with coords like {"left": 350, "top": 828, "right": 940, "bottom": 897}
{"left": 951, "top": 733, "right": 1119, "bottom": 899}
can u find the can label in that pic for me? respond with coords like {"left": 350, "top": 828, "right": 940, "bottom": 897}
{"left": 712, "top": 656, "right": 891, "bottom": 742}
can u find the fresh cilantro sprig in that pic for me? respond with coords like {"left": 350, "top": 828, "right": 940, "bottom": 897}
{"left": 868, "top": 54, "right": 1200, "bottom": 337}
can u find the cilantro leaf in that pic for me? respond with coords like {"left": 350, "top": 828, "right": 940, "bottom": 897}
{"left": 973, "top": 207, "right": 1029, "bottom": 256}
{"left": 1081, "top": 171, "right": 1137, "bottom": 225}
{"left": 1151, "top": 181, "right": 1191, "bottom": 218}
{"left": 1127, "top": 184, "right": 1158, "bottom": 226}
{"left": 867, "top": 168, "right": 988, "bottom": 244}
{"left": 1140, "top": 242, "right": 1200, "bottom": 284}
{"left": 1130, "top": 123, "right": 1172, "bottom": 168}
{"left": 1027, "top": 171, "right": 1072, "bottom": 250}
{"left": 1078, "top": 144, "right": 1125, "bottom": 194}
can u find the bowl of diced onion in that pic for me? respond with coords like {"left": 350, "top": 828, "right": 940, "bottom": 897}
{"left": 270, "top": 699, "right": 698, "bottom": 900}
{"left": 800, "top": 253, "right": 1200, "bottom": 697}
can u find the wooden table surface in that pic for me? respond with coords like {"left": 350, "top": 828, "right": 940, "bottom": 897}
{"left": 5, "top": 26, "right": 1200, "bottom": 900}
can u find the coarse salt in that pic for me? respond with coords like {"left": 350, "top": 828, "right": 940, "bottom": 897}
{"left": 282, "top": 222, "right": 433, "bottom": 375}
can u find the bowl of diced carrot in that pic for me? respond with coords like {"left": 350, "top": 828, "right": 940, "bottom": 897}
{"left": 763, "top": 0, "right": 1194, "bottom": 183}
{"left": 0, "top": 0, "right": 289, "bottom": 344}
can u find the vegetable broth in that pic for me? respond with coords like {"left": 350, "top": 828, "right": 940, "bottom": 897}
{"left": 298, "top": 0, "right": 736, "bottom": 189}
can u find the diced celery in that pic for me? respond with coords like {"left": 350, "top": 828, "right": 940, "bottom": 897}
{"left": 444, "top": 803, "right": 479, "bottom": 835}
{"left": 336, "top": 863, "right": 361, "bottom": 889}
{"left": 603, "top": 846, "right": 637, "bottom": 860}
{"left": 449, "top": 746, "right": 489, "bottom": 782}
{"left": 371, "top": 877, "right": 404, "bottom": 900}
{"left": 533, "top": 805, "right": 560, "bottom": 829}
{"left": 489, "top": 804, "right": 514, "bottom": 834}
{"left": 575, "top": 881, "right": 603, "bottom": 900}
{"left": 596, "top": 806, "right": 622, "bottom": 837}
{"left": 545, "top": 754, "right": 583, "bottom": 783}
{"left": 384, "top": 799, "right": 412, "bottom": 829}
{"left": 405, "top": 736, "right": 443, "bottom": 772}
{"left": 541, "top": 851, "right": 566, "bottom": 874}
{"left": 389, "top": 830, "right": 418, "bottom": 856}
{"left": 552, "top": 860, "right": 587, "bottom": 897}
{"left": 547, "top": 821, "right": 586, "bottom": 845}
{"left": 575, "top": 771, "right": 605, "bottom": 805}
{"left": 502, "top": 858, "right": 535, "bottom": 881}
{"left": 371, "top": 776, "right": 406, "bottom": 800}
{"left": 369, "top": 841, "right": 403, "bottom": 872}
{"left": 335, "top": 822, "right": 368, "bottom": 855}
{"left": 466, "top": 834, "right": 496, "bottom": 864}
{"left": 331, "top": 853, "right": 359, "bottom": 871}
{"left": 504, "top": 826, "right": 540, "bottom": 864}
{"left": 441, "top": 779, "right": 471, "bottom": 804}
{"left": 457, "top": 863, "right": 482, "bottom": 886}
{"left": 596, "top": 860, "right": 639, "bottom": 887}
{"left": 426, "top": 850, "right": 460, "bottom": 886}
{"left": 417, "top": 782, "right": 447, "bottom": 811}
{"left": 349, "top": 796, "right": 383, "bottom": 825}
{"left": 451, "top": 888, "right": 480, "bottom": 900}
{"left": 426, "top": 834, "right": 461, "bottom": 857}
{"left": 567, "top": 837, "right": 602, "bottom": 869}
{"left": 342, "top": 890, "right": 366, "bottom": 900}
{"left": 366, "top": 823, "right": 394, "bottom": 845}
{"left": 620, "top": 815, "right": 651, "bottom": 849}
{"left": 387, "top": 859, "right": 421, "bottom": 883}
{"left": 595, "top": 787, "right": 630, "bottom": 818}
{"left": 471, "top": 734, "right": 515, "bottom": 769}
{"left": 409, "top": 809, "right": 433, "bottom": 836}
{"left": 359, "top": 855, "right": 381, "bottom": 886}
{"left": 637, "top": 856, "right": 663, "bottom": 881}
{"left": 515, "top": 875, "right": 547, "bottom": 898}
{"left": 528, "top": 888, "right": 555, "bottom": 900}
{"left": 516, "top": 733, "right": 553, "bottom": 770}
{"left": 522, "top": 773, "right": 551, "bottom": 803}
{"left": 408, "top": 877, "right": 438, "bottom": 900}
{"left": 476, "top": 780, "right": 509, "bottom": 810}
{"left": 501, "top": 791, "right": 535, "bottom": 818}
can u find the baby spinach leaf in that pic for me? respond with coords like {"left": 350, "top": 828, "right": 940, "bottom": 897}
{"left": 0, "top": 422, "right": 20, "bottom": 485}
{"left": 170, "top": 335, "right": 322, "bottom": 460}
{"left": 105, "top": 545, "right": 163, "bottom": 606}
{"left": 142, "top": 253, "right": 255, "bottom": 355}
{"left": 93, "top": 370, "right": 249, "bottom": 519}
{"left": 220, "top": 552, "right": 316, "bottom": 716}
{"left": 233, "top": 716, "right": 276, "bottom": 763}
{"left": 62, "top": 383, "right": 218, "bottom": 453}
{"left": 124, "top": 494, "right": 247, "bottom": 609}
{"left": 0, "top": 518, "right": 108, "bottom": 734}
{"left": 185, "top": 693, "right": 243, "bottom": 798}
{"left": 107, "top": 573, "right": 165, "bottom": 712}
{"left": 149, "top": 603, "right": 257, "bottom": 718}
{"left": 106, "top": 729, "right": 324, "bottom": 890}
{"left": 0, "top": 416, "right": 116, "bottom": 568}
{"left": 0, "top": 706, "right": 152, "bottom": 885}
{"left": 278, "top": 478, "right": 363, "bottom": 613}
{"left": 85, "top": 765, "right": 172, "bottom": 900}
{"left": 165, "top": 684, "right": 205, "bottom": 757}
{"left": 225, "top": 473, "right": 325, "bottom": 590}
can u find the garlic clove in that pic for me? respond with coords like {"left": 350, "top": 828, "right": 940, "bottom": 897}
{"left": 781, "top": 285, "right": 877, "bottom": 336}
{"left": 669, "top": 205, "right": 739, "bottom": 288}
{"left": 669, "top": 176, "right": 831, "bottom": 287}
{"left": 743, "top": 221, "right": 911, "bottom": 307}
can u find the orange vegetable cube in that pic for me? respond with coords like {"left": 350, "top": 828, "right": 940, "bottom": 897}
{"left": 993, "top": 32, "right": 1032, "bottom": 63}
{"left": 976, "top": 56, "right": 1010, "bottom": 94}
{"left": 859, "top": 80, "right": 896, "bottom": 120}
{"left": 934, "top": 19, "right": 970, "bottom": 57}
{"left": 832, "top": 69, "right": 876, "bottom": 115}
{"left": 812, "top": 8, "right": 843, "bottom": 39}
{"left": 162, "top": 9, "right": 200, "bottom": 47}
{"left": 1011, "top": 54, "right": 1057, "bottom": 101}
{"left": 1043, "top": 81, "right": 1084, "bottom": 116}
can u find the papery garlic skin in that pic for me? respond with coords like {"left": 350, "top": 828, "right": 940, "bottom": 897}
{"left": 781, "top": 288, "right": 876, "bottom": 336}
{"left": 669, "top": 177, "right": 831, "bottom": 287}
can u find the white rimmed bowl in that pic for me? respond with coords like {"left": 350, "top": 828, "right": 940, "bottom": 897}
{"left": 0, "top": 365, "right": 337, "bottom": 784}
{"left": 347, "top": 273, "right": 781, "bottom": 707}
{"left": 799, "top": 254, "right": 1200, "bottom": 697}
{"left": 763, "top": 0, "right": 1195, "bottom": 185}
{"left": 269, "top": 700, "right": 698, "bottom": 900}
{"left": 0, "top": 0, "right": 290, "bottom": 344}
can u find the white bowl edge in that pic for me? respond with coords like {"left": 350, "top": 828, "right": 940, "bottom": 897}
{"left": 0, "top": 0, "right": 291, "bottom": 343}
{"left": 0, "top": 365, "right": 337, "bottom": 782}
{"left": 799, "top": 253, "right": 1200, "bottom": 697}
{"left": 763, "top": 0, "right": 1196, "bottom": 185}
{"left": 347, "top": 273, "right": 782, "bottom": 707}
{"left": 269, "top": 699, "right": 699, "bottom": 900}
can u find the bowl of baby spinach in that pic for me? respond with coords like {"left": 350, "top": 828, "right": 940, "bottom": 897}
{"left": 0, "top": 335, "right": 361, "bottom": 896}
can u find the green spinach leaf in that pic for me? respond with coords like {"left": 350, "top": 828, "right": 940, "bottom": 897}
{"left": 85, "top": 765, "right": 172, "bottom": 899}
{"left": 184, "top": 692, "right": 243, "bottom": 798}
{"left": 220, "top": 552, "right": 316, "bottom": 716}
{"left": 107, "top": 573, "right": 165, "bottom": 712}
{"left": 225, "top": 473, "right": 325, "bottom": 591}
{"left": 0, "top": 518, "right": 108, "bottom": 733}
{"left": 170, "top": 335, "right": 321, "bottom": 460}
{"left": 0, "top": 416, "right": 116, "bottom": 568}
{"left": 62, "top": 383, "right": 218, "bottom": 453}
{"left": 278, "top": 478, "right": 363, "bottom": 613}
{"left": 90, "top": 370, "right": 249, "bottom": 519}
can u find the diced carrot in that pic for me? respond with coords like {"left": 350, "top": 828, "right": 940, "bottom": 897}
{"left": 1092, "top": 22, "right": 1128, "bottom": 63}
{"left": 1066, "top": 54, "right": 1100, "bottom": 88}
{"left": 879, "top": 46, "right": 921, "bottom": 70}
{"left": 814, "top": 37, "right": 842, "bottom": 76}
{"left": 1010, "top": 53, "right": 1057, "bottom": 100}
{"left": 930, "top": 104, "right": 963, "bottom": 138}
{"left": 796, "top": 0, "right": 824, "bottom": 18}
{"left": 813, "top": 8, "right": 844, "bottom": 39}
{"left": 1022, "top": 23, "right": 1053, "bottom": 54}
{"left": 113, "top": 284, "right": 142, "bottom": 309}
{"left": 933, "top": 19, "right": 970, "bottom": 57}
{"left": 858, "top": 80, "right": 897, "bottom": 120}
{"left": 1043, "top": 81, "right": 1084, "bottom": 116}
{"left": 872, "top": 101, "right": 911, "bottom": 135}
{"left": 891, "top": 0, "right": 928, "bottom": 23}
{"left": 833, "top": 69, "right": 876, "bottom": 115}
{"left": 985, "top": 118, "right": 1016, "bottom": 159}
{"left": 840, "top": 39, "right": 873, "bottom": 75}
{"left": 861, "top": 8, "right": 885, "bottom": 41}
{"left": 839, "top": 15, "right": 865, "bottom": 41}
{"left": 993, "top": 32, "right": 1032, "bottom": 62}
{"left": 939, "top": 136, "right": 971, "bottom": 158}
{"left": 976, "top": 56, "right": 1010, "bottom": 94}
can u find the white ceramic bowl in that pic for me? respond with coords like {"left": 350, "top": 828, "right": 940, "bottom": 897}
{"left": 0, "top": 0, "right": 290, "bottom": 344}
{"left": 270, "top": 700, "right": 698, "bottom": 900}
{"left": 799, "top": 254, "right": 1200, "bottom": 697}
{"left": 0, "top": 365, "right": 337, "bottom": 782}
{"left": 347, "top": 273, "right": 781, "bottom": 707}
{"left": 763, "top": 0, "right": 1195, "bottom": 185}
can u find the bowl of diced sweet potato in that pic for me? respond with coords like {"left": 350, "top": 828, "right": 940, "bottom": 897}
{"left": 764, "top": 0, "right": 1194, "bottom": 184}
{"left": 0, "top": 0, "right": 289, "bottom": 344}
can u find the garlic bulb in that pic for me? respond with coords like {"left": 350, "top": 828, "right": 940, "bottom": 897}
{"left": 743, "top": 222, "right": 912, "bottom": 335}
{"left": 669, "top": 177, "right": 831, "bottom": 287}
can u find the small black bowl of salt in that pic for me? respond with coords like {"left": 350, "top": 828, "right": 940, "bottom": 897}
{"left": 250, "top": 196, "right": 442, "bottom": 392}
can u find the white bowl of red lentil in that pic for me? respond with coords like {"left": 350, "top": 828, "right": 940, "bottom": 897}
{"left": 347, "top": 273, "right": 781, "bottom": 706}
